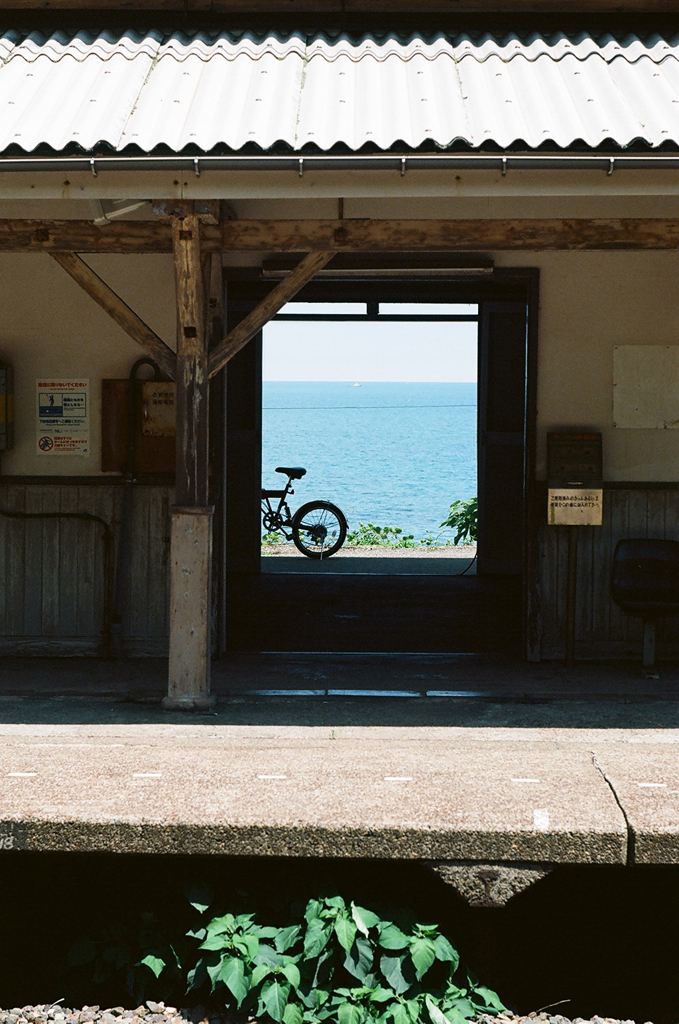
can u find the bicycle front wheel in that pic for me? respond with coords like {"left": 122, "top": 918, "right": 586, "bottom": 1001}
{"left": 291, "top": 501, "right": 347, "bottom": 559}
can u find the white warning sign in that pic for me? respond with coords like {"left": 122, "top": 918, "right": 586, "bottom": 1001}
{"left": 36, "top": 379, "right": 89, "bottom": 456}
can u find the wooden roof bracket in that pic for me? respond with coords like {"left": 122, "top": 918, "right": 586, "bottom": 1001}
{"left": 208, "top": 250, "right": 337, "bottom": 379}
{"left": 50, "top": 251, "right": 177, "bottom": 380}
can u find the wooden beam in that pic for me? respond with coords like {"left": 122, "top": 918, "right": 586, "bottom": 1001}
{"left": 7, "top": 218, "right": 679, "bottom": 253}
{"left": 216, "top": 219, "right": 679, "bottom": 253}
{"left": 15, "top": 219, "right": 174, "bottom": 252}
{"left": 208, "top": 250, "right": 336, "bottom": 379}
{"left": 50, "top": 252, "right": 176, "bottom": 379}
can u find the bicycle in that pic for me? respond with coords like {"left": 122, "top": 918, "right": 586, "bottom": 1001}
{"left": 261, "top": 467, "right": 348, "bottom": 559}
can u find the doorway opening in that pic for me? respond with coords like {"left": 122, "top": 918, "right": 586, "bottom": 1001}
{"left": 220, "top": 268, "right": 537, "bottom": 660}
{"left": 261, "top": 299, "right": 479, "bottom": 578}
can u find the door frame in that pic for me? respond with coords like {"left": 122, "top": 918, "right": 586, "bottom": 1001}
{"left": 216, "top": 265, "right": 540, "bottom": 660}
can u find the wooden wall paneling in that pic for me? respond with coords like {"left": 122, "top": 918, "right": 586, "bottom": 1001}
{"left": 78, "top": 483, "right": 107, "bottom": 638}
{"left": 0, "top": 488, "right": 7, "bottom": 635}
{"left": 627, "top": 487, "right": 649, "bottom": 538}
{"left": 0, "top": 481, "right": 172, "bottom": 652}
{"left": 1, "top": 487, "right": 13, "bottom": 635}
{"left": 665, "top": 489, "right": 679, "bottom": 543}
{"left": 127, "top": 486, "right": 151, "bottom": 640}
{"left": 540, "top": 522, "right": 561, "bottom": 657}
{"left": 147, "top": 486, "right": 171, "bottom": 636}
{"left": 110, "top": 484, "right": 123, "bottom": 638}
{"left": 23, "top": 485, "right": 44, "bottom": 637}
{"left": 99, "top": 484, "right": 117, "bottom": 639}
{"left": 558, "top": 526, "right": 570, "bottom": 656}
{"left": 1, "top": 485, "right": 25, "bottom": 636}
{"left": 627, "top": 489, "right": 650, "bottom": 646}
{"left": 540, "top": 528, "right": 557, "bottom": 655}
{"left": 591, "top": 488, "right": 614, "bottom": 643}
{"left": 647, "top": 487, "right": 666, "bottom": 540}
{"left": 57, "top": 485, "right": 80, "bottom": 637}
{"left": 41, "top": 487, "right": 61, "bottom": 636}
{"left": 608, "top": 490, "right": 632, "bottom": 643}
{"left": 659, "top": 489, "right": 679, "bottom": 643}
{"left": 576, "top": 523, "right": 594, "bottom": 649}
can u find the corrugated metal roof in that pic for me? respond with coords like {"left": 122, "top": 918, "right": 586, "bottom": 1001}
{"left": 1, "top": 29, "right": 678, "bottom": 155}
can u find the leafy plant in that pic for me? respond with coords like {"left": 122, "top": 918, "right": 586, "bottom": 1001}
{"left": 136, "top": 893, "right": 506, "bottom": 1024}
{"left": 67, "top": 910, "right": 185, "bottom": 1006}
{"left": 346, "top": 523, "right": 418, "bottom": 548}
{"left": 417, "top": 532, "right": 456, "bottom": 549}
{"left": 262, "top": 530, "right": 287, "bottom": 546}
{"left": 439, "top": 498, "right": 477, "bottom": 546}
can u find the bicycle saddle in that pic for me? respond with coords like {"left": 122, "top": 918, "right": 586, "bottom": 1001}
{"left": 276, "top": 466, "right": 307, "bottom": 479}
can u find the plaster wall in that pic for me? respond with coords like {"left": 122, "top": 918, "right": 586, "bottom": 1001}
{"left": 0, "top": 194, "right": 678, "bottom": 481}
{"left": 494, "top": 249, "right": 679, "bottom": 482}
{"left": 0, "top": 252, "right": 175, "bottom": 476}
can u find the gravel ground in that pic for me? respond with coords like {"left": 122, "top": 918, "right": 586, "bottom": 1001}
{"left": 479, "top": 1015, "right": 649, "bottom": 1024}
{"left": 262, "top": 544, "right": 477, "bottom": 558}
{"left": 0, "top": 1006, "right": 653, "bottom": 1024}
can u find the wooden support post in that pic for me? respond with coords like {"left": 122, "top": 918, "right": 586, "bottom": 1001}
{"left": 173, "top": 215, "right": 210, "bottom": 507}
{"left": 163, "top": 214, "right": 214, "bottom": 711}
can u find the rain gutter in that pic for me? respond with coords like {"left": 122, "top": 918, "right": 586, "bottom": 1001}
{"left": 2, "top": 154, "right": 679, "bottom": 175}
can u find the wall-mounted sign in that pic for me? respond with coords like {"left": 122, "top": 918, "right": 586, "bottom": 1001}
{"left": 547, "top": 431, "right": 603, "bottom": 526}
{"left": 548, "top": 488, "right": 603, "bottom": 526}
{"left": 36, "top": 379, "right": 89, "bottom": 456}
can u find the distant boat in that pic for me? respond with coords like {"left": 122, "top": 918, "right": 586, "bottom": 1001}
{"left": 350, "top": 382, "right": 362, "bottom": 387}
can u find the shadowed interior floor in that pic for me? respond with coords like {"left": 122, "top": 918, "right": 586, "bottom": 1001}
{"left": 225, "top": 572, "right": 522, "bottom": 653}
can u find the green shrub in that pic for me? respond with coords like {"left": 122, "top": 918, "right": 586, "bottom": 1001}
{"left": 262, "top": 530, "right": 287, "bottom": 546}
{"left": 345, "top": 524, "right": 418, "bottom": 548}
{"left": 439, "top": 499, "right": 477, "bottom": 546}
{"left": 133, "top": 894, "right": 506, "bottom": 1024}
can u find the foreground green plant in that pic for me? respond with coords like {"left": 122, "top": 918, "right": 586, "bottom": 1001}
{"left": 439, "top": 498, "right": 477, "bottom": 546}
{"left": 262, "top": 530, "right": 287, "bottom": 545}
{"left": 345, "top": 523, "right": 418, "bottom": 548}
{"left": 67, "top": 910, "right": 185, "bottom": 1006}
{"left": 136, "top": 893, "right": 506, "bottom": 1024}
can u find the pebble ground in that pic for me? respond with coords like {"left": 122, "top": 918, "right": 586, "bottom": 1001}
{"left": 0, "top": 1005, "right": 655, "bottom": 1024}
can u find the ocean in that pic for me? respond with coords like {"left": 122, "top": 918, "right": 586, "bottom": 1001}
{"left": 262, "top": 381, "right": 477, "bottom": 541}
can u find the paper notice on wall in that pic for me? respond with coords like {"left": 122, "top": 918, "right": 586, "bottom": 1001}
{"left": 36, "top": 379, "right": 89, "bottom": 455}
{"left": 548, "top": 488, "right": 603, "bottom": 526}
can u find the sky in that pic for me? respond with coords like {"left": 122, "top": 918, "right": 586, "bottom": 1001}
{"left": 262, "top": 302, "right": 478, "bottom": 383}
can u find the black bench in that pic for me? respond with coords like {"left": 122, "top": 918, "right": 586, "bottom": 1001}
{"left": 611, "top": 538, "right": 679, "bottom": 671}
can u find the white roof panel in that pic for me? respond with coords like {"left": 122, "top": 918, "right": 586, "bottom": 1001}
{"left": 0, "top": 29, "right": 678, "bottom": 154}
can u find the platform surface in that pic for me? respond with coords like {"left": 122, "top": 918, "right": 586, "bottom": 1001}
{"left": 1, "top": 656, "right": 679, "bottom": 865}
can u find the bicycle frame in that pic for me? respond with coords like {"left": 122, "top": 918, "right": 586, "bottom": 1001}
{"left": 261, "top": 478, "right": 295, "bottom": 538}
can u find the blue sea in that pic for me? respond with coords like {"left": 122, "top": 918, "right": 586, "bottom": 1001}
{"left": 262, "top": 382, "right": 477, "bottom": 540}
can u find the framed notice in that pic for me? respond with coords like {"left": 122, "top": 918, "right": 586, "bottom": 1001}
{"left": 548, "top": 488, "right": 603, "bottom": 526}
{"left": 36, "top": 379, "right": 90, "bottom": 456}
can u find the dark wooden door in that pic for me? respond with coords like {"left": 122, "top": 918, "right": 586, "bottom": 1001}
{"left": 477, "top": 301, "right": 528, "bottom": 575}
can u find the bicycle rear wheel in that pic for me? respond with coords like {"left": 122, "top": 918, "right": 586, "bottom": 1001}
{"left": 291, "top": 500, "right": 347, "bottom": 559}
